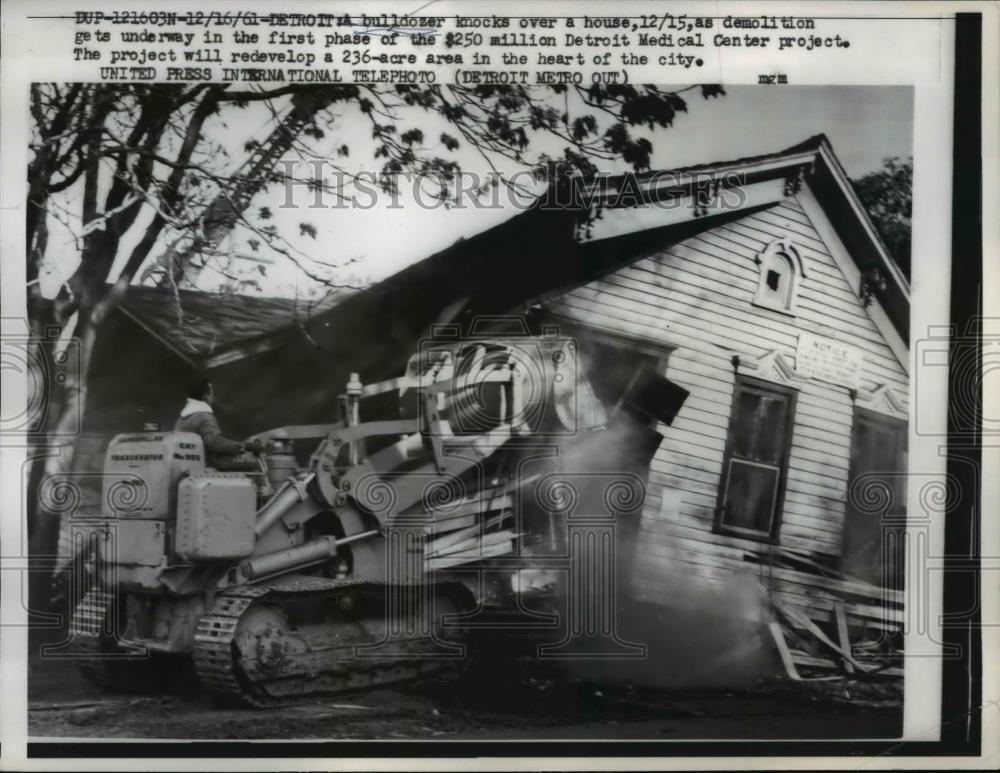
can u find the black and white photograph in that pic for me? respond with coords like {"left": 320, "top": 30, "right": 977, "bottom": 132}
{"left": 19, "top": 79, "right": 917, "bottom": 739}
{"left": 0, "top": 1, "right": 994, "bottom": 769}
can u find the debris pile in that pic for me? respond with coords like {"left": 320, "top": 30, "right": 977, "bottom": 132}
{"left": 746, "top": 546, "right": 904, "bottom": 682}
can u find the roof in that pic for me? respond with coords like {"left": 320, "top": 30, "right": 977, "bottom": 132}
{"left": 403, "top": 133, "right": 908, "bottom": 345}
{"left": 117, "top": 135, "right": 909, "bottom": 373}
{"left": 117, "top": 286, "right": 354, "bottom": 367}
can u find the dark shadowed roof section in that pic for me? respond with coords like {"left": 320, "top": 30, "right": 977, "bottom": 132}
{"left": 117, "top": 286, "right": 355, "bottom": 367}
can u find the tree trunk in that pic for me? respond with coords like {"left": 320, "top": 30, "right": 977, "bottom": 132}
{"left": 26, "top": 303, "right": 101, "bottom": 625}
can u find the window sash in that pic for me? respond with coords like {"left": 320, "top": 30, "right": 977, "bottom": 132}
{"left": 715, "top": 376, "right": 796, "bottom": 541}
{"left": 719, "top": 457, "right": 781, "bottom": 536}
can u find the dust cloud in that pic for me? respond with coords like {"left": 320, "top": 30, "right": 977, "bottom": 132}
{"left": 523, "top": 412, "right": 776, "bottom": 691}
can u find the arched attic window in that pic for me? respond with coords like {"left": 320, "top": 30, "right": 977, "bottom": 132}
{"left": 753, "top": 239, "right": 806, "bottom": 315}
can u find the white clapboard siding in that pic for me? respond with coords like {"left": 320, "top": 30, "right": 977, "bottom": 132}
{"left": 544, "top": 192, "right": 908, "bottom": 595}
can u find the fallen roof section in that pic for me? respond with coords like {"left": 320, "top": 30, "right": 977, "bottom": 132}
{"left": 117, "top": 285, "right": 354, "bottom": 368}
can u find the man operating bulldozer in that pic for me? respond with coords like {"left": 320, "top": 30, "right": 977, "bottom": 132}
{"left": 175, "top": 379, "right": 261, "bottom": 465}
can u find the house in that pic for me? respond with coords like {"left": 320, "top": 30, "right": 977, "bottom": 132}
{"left": 84, "top": 135, "right": 908, "bottom": 675}
{"left": 533, "top": 135, "right": 910, "bottom": 597}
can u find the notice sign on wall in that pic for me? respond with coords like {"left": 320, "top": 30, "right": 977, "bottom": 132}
{"left": 796, "top": 333, "right": 865, "bottom": 389}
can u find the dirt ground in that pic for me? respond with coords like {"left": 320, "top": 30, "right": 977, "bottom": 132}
{"left": 28, "top": 640, "right": 903, "bottom": 741}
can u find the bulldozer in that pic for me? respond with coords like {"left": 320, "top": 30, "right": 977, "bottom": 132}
{"left": 67, "top": 328, "right": 688, "bottom": 705}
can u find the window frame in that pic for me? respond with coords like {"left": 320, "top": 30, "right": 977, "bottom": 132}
{"left": 714, "top": 374, "right": 798, "bottom": 542}
{"left": 846, "top": 406, "right": 909, "bottom": 516}
{"left": 574, "top": 327, "right": 675, "bottom": 426}
{"left": 752, "top": 239, "right": 806, "bottom": 316}
{"left": 842, "top": 406, "right": 909, "bottom": 587}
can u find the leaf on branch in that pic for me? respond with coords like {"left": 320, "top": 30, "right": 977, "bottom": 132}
{"left": 440, "top": 132, "right": 460, "bottom": 151}
{"left": 299, "top": 222, "right": 317, "bottom": 239}
{"left": 602, "top": 124, "right": 653, "bottom": 172}
{"left": 587, "top": 84, "right": 607, "bottom": 104}
{"left": 248, "top": 239, "right": 260, "bottom": 252}
{"left": 701, "top": 84, "right": 727, "bottom": 99}
{"left": 441, "top": 103, "right": 465, "bottom": 121}
{"left": 338, "top": 144, "right": 349, "bottom": 157}
{"left": 259, "top": 206, "right": 272, "bottom": 220}
{"left": 571, "top": 115, "right": 597, "bottom": 141}
{"left": 400, "top": 128, "right": 424, "bottom": 145}
{"left": 620, "top": 92, "right": 686, "bottom": 129}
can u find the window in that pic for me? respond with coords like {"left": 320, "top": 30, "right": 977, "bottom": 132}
{"left": 577, "top": 337, "right": 669, "bottom": 421}
{"left": 842, "top": 409, "right": 908, "bottom": 588}
{"left": 753, "top": 239, "right": 805, "bottom": 314}
{"left": 715, "top": 376, "right": 797, "bottom": 540}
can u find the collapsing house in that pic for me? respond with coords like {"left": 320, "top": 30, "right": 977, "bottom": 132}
{"left": 88, "top": 134, "right": 908, "bottom": 681}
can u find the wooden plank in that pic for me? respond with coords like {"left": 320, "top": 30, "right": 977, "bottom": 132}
{"left": 642, "top": 505, "right": 844, "bottom": 558}
{"left": 668, "top": 411, "right": 731, "bottom": 436}
{"left": 772, "top": 199, "right": 819, "bottom": 228}
{"left": 765, "top": 566, "right": 904, "bottom": 607}
{"left": 561, "top": 285, "right": 793, "bottom": 360}
{"left": 647, "top": 469, "right": 719, "bottom": 498}
{"left": 776, "top": 517, "right": 843, "bottom": 542}
{"left": 767, "top": 622, "right": 841, "bottom": 682}
{"left": 544, "top": 300, "right": 673, "bottom": 348}
{"left": 769, "top": 622, "right": 804, "bottom": 680}
{"left": 426, "top": 523, "right": 482, "bottom": 552}
{"left": 786, "top": 458, "right": 850, "bottom": 486}
{"left": 783, "top": 477, "right": 847, "bottom": 503}
{"left": 778, "top": 520, "right": 844, "bottom": 542}
{"left": 770, "top": 598, "right": 876, "bottom": 673}
{"left": 425, "top": 541, "right": 512, "bottom": 570}
{"left": 628, "top": 521, "right": 898, "bottom": 615}
{"left": 662, "top": 426, "right": 728, "bottom": 450}
{"left": 776, "top": 587, "right": 903, "bottom": 622}
{"left": 766, "top": 586, "right": 902, "bottom": 632}
{"left": 565, "top": 282, "right": 801, "bottom": 354}
{"left": 628, "top": 252, "right": 905, "bottom": 379}
{"left": 789, "top": 440, "right": 852, "bottom": 467}
{"left": 661, "top": 369, "right": 733, "bottom": 401}
{"left": 788, "top": 651, "right": 840, "bottom": 670}
{"left": 658, "top": 437, "right": 726, "bottom": 465}
{"left": 666, "top": 359, "right": 733, "bottom": 387}
{"left": 426, "top": 529, "right": 516, "bottom": 558}
{"left": 736, "top": 213, "right": 831, "bottom": 257}
{"left": 671, "top": 232, "right": 758, "bottom": 273}
{"left": 770, "top": 587, "right": 903, "bottom": 628}
{"left": 606, "top": 263, "right": 901, "bottom": 364}
{"left": 832, "top": 600, "right": 855, "bottom": 674}
{"left": 697, "top": 224, "right": 763, "bottom": 259}
{"left": 649, "top": 456, "right": 720, "bottom": 486}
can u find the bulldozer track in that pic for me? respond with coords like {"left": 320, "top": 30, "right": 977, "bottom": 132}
{"left": 193, "top": 577, "right": 471, "bottom": 707}
{"left": 193, "top": 585, "right": 272, "bottom": 705}
{"left": 69, "top": 588, "right": 154, "bottom": 691}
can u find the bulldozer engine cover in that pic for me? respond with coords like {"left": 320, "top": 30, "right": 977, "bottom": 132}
{"left": 103, "top": 431, "right": 206, "bottom": 519}
{"left": 175, "top": 473, "right": 256, "bottom": 562}
{"left": 101, "top": 519, "right": 167, "bottom": 567}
